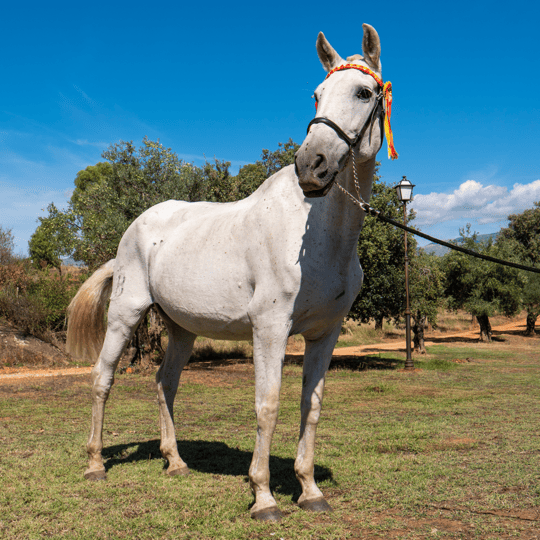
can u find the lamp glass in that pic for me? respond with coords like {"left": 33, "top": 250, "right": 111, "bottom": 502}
{"left": 396, "top": 177, "right": 415, "bottom": 202}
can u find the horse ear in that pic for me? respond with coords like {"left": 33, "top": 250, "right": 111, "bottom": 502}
{"left": 316, "top": 32, "right": 343, "bottom": 72}
{"left": 362, "top": 24, "right": 381, "bottom": 72}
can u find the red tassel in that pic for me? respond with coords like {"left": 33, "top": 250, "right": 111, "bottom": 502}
{"left": 383, "top": 82, "right": 398, "bottom": 160}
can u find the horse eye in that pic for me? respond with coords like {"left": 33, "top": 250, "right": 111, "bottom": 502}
{"left": 357, "top": 88, "right": 372, "bottom": 100}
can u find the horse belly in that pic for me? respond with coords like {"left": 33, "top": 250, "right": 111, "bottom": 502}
{"left": 149, "top": 239, "right": 254, "bottom": 340}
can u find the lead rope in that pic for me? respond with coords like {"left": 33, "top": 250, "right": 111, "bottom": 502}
{"left": 332, "top": 154, "right": 540, "bottom": 275}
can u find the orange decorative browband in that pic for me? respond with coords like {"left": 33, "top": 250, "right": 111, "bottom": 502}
{"left": 325, "top": 63, "right": 398, "bottom": 160}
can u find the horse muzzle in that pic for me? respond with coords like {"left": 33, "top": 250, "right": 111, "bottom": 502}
{"left": 295, "top": 147, "right": 340, "bottom": 198}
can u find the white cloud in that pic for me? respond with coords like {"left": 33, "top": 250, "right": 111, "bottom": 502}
{"left": 72, "top": 139, "right": 109, "bottom": 149}
{"left": 411, "top": 179, "right": 540, "bottom": 227}
{"left": 72, "top": 85, "right": 97, "bottom": 107}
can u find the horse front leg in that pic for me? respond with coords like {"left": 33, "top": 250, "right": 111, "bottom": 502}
{"left": 295, "top": 323, "right": 341, "bottom": 512}
{"left": 249, "top": 318, "right": 291, "bottom": 521}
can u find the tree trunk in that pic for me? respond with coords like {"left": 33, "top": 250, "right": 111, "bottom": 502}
{"left": 525, "top": 311, "right": 538, "bottom": 336}
{"left": 412, "top": 315, "right": 427, "bottom": 354}
{"left": 129, "top": 306, "right": 165, "bottom": 366}
{"left": 375, "top": 317, "right": 384, "bottom": 331}
{"left": 477, "top": 314, "right": 492, "bottom": 342}
{"left": 146, "top": 307, "right": 164, "bottom": 361}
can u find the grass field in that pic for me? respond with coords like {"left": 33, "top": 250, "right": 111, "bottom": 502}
{"left": 1, "top": 331, "right": 539, "bottom": 539}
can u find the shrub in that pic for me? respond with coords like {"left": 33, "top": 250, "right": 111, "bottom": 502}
{"left": 28, "top": 274, "right": 76, "bottom": 331}
{"left": 0, "top": 261, "right": 85, "bottom": 347}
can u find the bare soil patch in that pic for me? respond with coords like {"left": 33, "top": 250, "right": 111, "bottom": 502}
{"left": 0, "top": 317, "right": 536, "bottom": 385}
{"left": 0, "top": 319, "right": 70, "bottom": 373}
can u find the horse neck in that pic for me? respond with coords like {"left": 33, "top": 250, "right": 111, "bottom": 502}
{"left": 309, "top": 156, "right": 376, "bottom": 261}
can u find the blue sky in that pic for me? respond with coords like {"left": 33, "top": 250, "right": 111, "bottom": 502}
{"left": 2, "top": 0, "right": 539, "bottom": 254}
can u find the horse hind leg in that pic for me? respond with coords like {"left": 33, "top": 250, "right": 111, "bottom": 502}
{"left": 85, "top": 298, "right": 150, "bottom": 481}
{"left": 155, "top": 312, "right": 196, "bottom": 476}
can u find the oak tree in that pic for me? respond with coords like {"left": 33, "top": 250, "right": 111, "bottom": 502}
{"left": 442, "top": 226, "right": 524, "bottom": 342}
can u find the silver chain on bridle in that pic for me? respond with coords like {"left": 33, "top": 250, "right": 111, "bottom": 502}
{"left": 334, "top": 144, "right": 368, "bottom": 210}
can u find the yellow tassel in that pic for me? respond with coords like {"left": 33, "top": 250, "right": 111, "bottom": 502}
{"left": 383, "top": 82, "right": 398, "bottom": 160}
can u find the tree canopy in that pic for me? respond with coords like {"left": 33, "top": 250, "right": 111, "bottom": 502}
{"left": 499, "top": 201, "right": 540, "bottom": 265}
{"left": 31, "top": 137, "right": 300, "bottom": 271}
{"left": 498, "top": 202, "right": 540, "bottom": 334}
{"left": 0, "top": 225, "right": 15, "bottom": 265}
{"left": 347, "top": 170, "right": 417, "bottom": 328}
{"left": 27, "top": 137, "right": 300, "bottom": 365}
{"left": 441, "top": 226, "right": 525, "bottom": 341}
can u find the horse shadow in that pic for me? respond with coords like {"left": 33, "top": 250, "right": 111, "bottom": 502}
{"left": 102, "top": 439, "right": 334, "bottom": 501}
{"left": 284, "top": 353, "right": 402, "bottom": 371}
{"left": 329, "top": 354, "right": 403, "bottom": 370}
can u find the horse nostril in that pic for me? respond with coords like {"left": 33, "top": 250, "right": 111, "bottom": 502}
{"left": 313, "top": 154, "right": 325, "bottom": 170}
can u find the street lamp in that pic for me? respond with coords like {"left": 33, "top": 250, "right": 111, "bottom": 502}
{"left": 394, "top": 176, "right": 415, "bottom": 370}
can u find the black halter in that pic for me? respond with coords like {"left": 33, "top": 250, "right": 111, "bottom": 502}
{"left": 306, "top": 92, "right": 384, "bottom": 150}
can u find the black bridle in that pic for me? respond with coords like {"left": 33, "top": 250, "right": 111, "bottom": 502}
{"left": 306, "top": 91, "right": 384, "bottom": 151}
{"left": 302, "top": 79, "right": 386, "bottom": 201}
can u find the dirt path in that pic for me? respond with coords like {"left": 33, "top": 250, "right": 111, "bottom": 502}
{"left": 0, "top": 319, "right": 528, "bottom": 384}
{"left": 331, "top": 318, "right": 528, "bottom": 356}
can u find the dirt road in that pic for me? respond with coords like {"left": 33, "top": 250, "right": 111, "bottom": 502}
{"left": 0, "top": 319, "right": 529, "bottom": 384}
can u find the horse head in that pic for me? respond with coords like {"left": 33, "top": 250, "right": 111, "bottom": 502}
{"left": 295, "top": 24, "right": 387, "bottom": 198}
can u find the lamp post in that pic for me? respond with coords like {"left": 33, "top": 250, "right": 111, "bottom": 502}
{"left": 395, "top": 176, "right": 415, "bottom": 370}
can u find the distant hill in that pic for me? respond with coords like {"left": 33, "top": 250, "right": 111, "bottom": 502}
{"left": 60, "top": 256, "right": 86, "bottom": 267}
{"left": 422, "top": 232, "right": 499, "bottom": 257}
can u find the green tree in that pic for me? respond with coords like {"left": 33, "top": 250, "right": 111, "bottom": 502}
{"left": 0, "top": 225, "right": 15, "bottom": 265}
{"left": 227, "top": 138, "right": 300, "bottom": 200}
{"left": 233, "top": 163, "right": 267, "bottom": 199}
{"left": 28, "top": 211, "right": 75, "bottom": 272}
{"left": 442, "top": 226, "right": 524, "bottom": 342}
{"left": 499, "top": 202, "right": 540, "bottom": 263}
{"left": 259, "top": 138, "right": 300, "bottom": 177}
{"left": 498, "top": 202, "right": 540, "bottom": 334}
{"left": 521, "top": 272, "right": 540, "bottom": 335}
{"left": 348, "top": 170, "right": 417, "bottom": 329}
{"left": 409, "top": 252, "right": 445, "bottom": 353}
{"left": 33, "top": 138, "right": 234, "bottom": 270}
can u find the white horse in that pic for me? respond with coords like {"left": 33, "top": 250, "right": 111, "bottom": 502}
{"left": 67, "top": 23, "right": 390, "bottom": 521}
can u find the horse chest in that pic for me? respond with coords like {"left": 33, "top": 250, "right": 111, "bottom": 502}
{"left": 290, "top": 258, "right": 362, "bottom": 334}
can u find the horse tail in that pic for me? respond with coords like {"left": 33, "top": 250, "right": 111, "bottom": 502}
{"left": 66, "top": 259, "right": 116, "bottom": 362}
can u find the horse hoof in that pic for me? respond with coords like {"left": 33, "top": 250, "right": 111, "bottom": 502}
{"left": 251, "top": 506, "right": 284, "bottom": 521}
{"left": 299, "top": 497, "right": 333, "bottom": 512}
{"left": 167, "top": 466, "right": 190, "bottom": 477}
{"left": 84, "top": 469, "right": 107, "bottom": 481}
